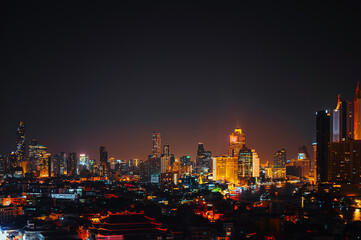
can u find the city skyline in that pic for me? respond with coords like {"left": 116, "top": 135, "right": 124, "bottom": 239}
{"left": 1, "top": 1, "right": 360, "bottom": 163}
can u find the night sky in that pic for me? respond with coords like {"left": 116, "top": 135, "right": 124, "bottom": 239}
{"left": 1, "top": 1, "right": 360, "bottom": 163}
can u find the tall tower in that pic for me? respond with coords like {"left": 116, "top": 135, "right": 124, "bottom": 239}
{"left": 229, "top": 128, "right": 246, "bottom": 157}
{"left": 333, "top": 95, "right": 353, "bottom": 142}
{"left": 354, "top": 82, "right": 361, "bottom": 140}
{"left": 316, "top": 110, "right": 331, "bottom": 182}
{"left": 15, "top": 121, "right": 25, "bottom": 167}
{"left": 100, "top": 146, "right": 108, "bottom": 176}
{"left": 332, "top": 94, "right": 341, "bottom": 142}
{"left": 341, "top": 100, "right": 353, "bottom": 141}
{"left": 152, "top": 131, "right": 161, "bottom": 158}
{"left": 163, "top": 145, "right": 170, "bottom": 157}
{"left": 66, "top": 152, "right": 78, "bottom": 177}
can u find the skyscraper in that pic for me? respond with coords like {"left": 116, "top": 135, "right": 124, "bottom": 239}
{"left": 52, "top": 152, "right": 66, "bottom": 176}
{"left": 273, "top": 149, "right": 286, "bottom": 168}
{"left": 328, "top": 140, "right": 361, "bottom": 184}
{"left": 100, "top": 146, "right": 109, "bottom": 177}
{"left": 79, "top": 154, "right": 90, "bottom": 174}
{"left": 28, "top": 139, "right": 50, "bottom": 177}
{"left": 354, "top": 82, "right": 361, "bottom": 140}
{"left": 316, "top": 110, "right": 331, "bottom": 182}
{"left": 196, "top": 143, "right": 212, "bottom": 173}
{"left": 333, "top": 95, "right": 353, "bottom": 142}
{"left": 15, "top": 121, "right": 25, "bottom": 168}
{"left": 152, "top": 131, "right": 161, "bottom": 158}
{"left": 341, "top": 100, "right": 353, "bottom": 141}
{"left": 238, "top": 147, "right": 259, "bottom": 180}
{"left": 161, "top": 145, "right": 170, "bottom": 173}
{"left": 229, "top": 128, "right": 245, "bottom": 157}
{"left": 333, "top": 95, "right": 341, "bottom": 142}
{"left": 67, "top": 152, "right": 78, "bottom": 177}
{"left": 213, "top": 156, "right": 238, "bottom": 183}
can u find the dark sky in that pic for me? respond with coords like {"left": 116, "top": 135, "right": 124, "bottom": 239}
{"left": 1, "top": 1, "right": 360, "bottom": 163}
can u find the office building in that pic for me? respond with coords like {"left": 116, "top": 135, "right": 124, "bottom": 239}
{"left": 152, "top": 131, "right": 161, "bottom": 158}
{"left": 52, "top": 152, "right": 66, "bottom": 176}
{"left": 67, "top": 152, "right": 78, "bottom": 177}
{"left": 328, "top": 140, "right": 361, "bottom": 184}
{"left": 15, "top": 121, "right": 25, "bottom": 168}
{"left": 316, "top": 110, "right": 331, "bottom": 182}
{"left": 238, "top": 147, "right": 260, "bottom": 180}
{"left": 99, "top": 146, "right": 108, "bottom": 177}
{"left": 354, "top": 82, "right": 361, "bottom": 140}
{"left": 28, "top": 139, "right": 50, "bottom": 177}
{"left": 229, "top": 128, "right": 245, "bottom": 157}
{"left": 196, "top": 143, "right": 212, "bottom": 173}
{"left": 213, "top": 156, "right": 238, "bottom": 183}
{"left": 274, "top": 149, "right": 286, "bottom": 168}
{"left": 333, "top": 95, "right": 353, "bottom": 142}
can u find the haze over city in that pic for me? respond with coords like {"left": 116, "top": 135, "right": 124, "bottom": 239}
{"left": 1, "top": 1, "right": 359, "bottom": 162}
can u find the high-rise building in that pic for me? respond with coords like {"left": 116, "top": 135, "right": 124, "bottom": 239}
{"left": 100, "top": 146, "right": 108, "bottom": 177}
{"left": 160, "top": 145, "right": 170, "bottom": 173}
{"left": 148, "top": 154, "right": 160, "bottom": 183}
{"left": 238, "top": 147, "right": 260, "bottom": 180}
{"left": 79, "top": 154, "right": 90, "bottom": 174}
{"left": 333, "top": 95, "right": 353, "bottom": 142}
{"left": 312, "top": 143, "right": 317, "bottom": 172}
{"left": 229, "top": 128, "right": 245, "bottom": 157}
{"left": 252, "top": 149, "right": 260, "bottom": 178}
{"left": 341, "top": 100, "right": 353, "bottom": 141}
{"left": 180, "top": 156, "right": 191, "bottom": 167}
{"left": 15, "top": 121, "right": 25, "bottom": 168}
{"left": 354, "top": 82, "right": 361, "bottom": 140}
{"left": 139, "top": 160, "right": 149, "bottom": 183}
{"left": 273, "top": 149, "right": 286, "bottom": 168}
{"left": 66, "top": 152, "right": 78, "bottom": 177}
{"left": 213, "top": 156, "right": 238, "bottom": 183}
{"left": 52, "top": 152, "right": 66, "bottom": 176}
{"left": 152, "top": 131, "right": 161, "bottom": 158}
{"left": 328, "top": 140, "right": 361, "bottom": 184}
{"left": 196, "top": 143, "right": 212, "bottom": 173}
{"left": 316, "top": 110, "right": 331, "bottom": 182}
{"left": 28, "top": 139, "right": 50, "bottom": 177}
{"left": 333, "top": 95, "right": 342, "bottom": 142}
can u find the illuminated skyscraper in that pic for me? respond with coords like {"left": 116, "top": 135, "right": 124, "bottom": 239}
{"left": 100, "top": 146, "right": 108, "bottom": 177}
{"left": 28, "top": 139, "right": 50, "bottom": 177}
{"left": 161, "top": 145, "right": 170, "bottom": 173}
{"left": 67, "top": 152, "right": 78, "bottom": 177}
{"left": 196, "top": 143, "right": 212, "bottom": 173}
{"left": 213, "top": 156, "right": 238, "bottom": 183}
{"left": 333, "top": 95, "right": 341, "bottom": 142}
{"left": 229, "top": 128, "right": 245, "bottom": 157}
{"left": 328, "top": 140, "right": 361, "bottom": 184}
{"left": 333, "top": 95, "right": 353, "bottom": 142}
{"left": 273, "top": 149, "right": 286, "bottom": 168}
{"left": 238, "top": 147, "right": 260, "bottom": 180}
{"left": 15, "top": 121, "right": 25, "bottom": 168}
{"left": 152, "top": 131, "right": 161, "bottom": 158}
{"left": 316, "top": 110, "right": 331, "bottom": 182}
{"left": 79, "top": 154, "right": 90, "bottom": 174}
{"left": 341, "top": 100, "right": 353, "bottom": 141}
{"left": 251, "top": 149, "right": 260, "bottom": 178}
{"left": 354, "top": 82, "right": 361, "bottom": 140}
{"left": 52, "top": 152, "right": 66, "bottom": 176}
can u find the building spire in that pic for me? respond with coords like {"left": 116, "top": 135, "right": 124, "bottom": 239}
{"left": 356, "top": 81, "right": 361, "bottom": 99}
{"left": 335, "top": 94, "right": 341, "bottom": 110}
